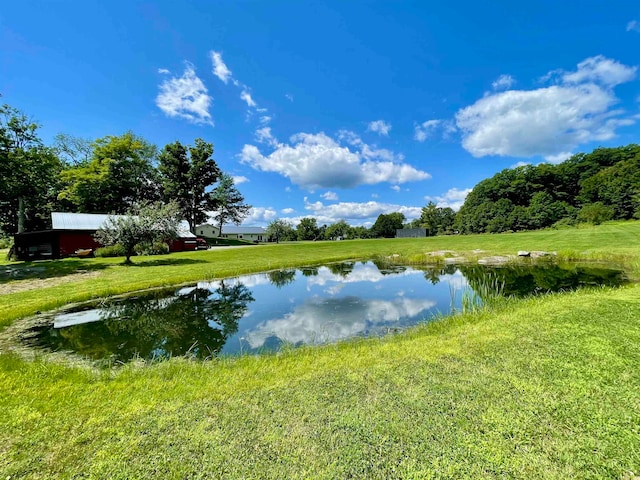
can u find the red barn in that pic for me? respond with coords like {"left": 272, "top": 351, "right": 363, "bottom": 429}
{"left": 13, "top": 212, "right": 198, "bottom": 260}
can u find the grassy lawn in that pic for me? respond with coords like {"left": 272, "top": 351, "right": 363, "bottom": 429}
{"left": 1, "top": 222, "right": 640, "bottom": 478}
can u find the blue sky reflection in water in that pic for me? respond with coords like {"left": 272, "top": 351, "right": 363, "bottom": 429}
{"left": 27, "top": 262, "right": 625, "bottom": 363}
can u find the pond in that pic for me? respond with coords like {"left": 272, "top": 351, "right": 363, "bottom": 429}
{"left": 24, "top": 261, "right": 626, "bottom": 363}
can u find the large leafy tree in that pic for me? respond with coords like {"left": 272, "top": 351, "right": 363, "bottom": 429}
{"left": 371, "top": 212, "right": 405, "bottom": 238}
{"left": 159, "top": 139, "right": 221, "bottom": 232}
{"left": 209, "top": 173, "right": 251, "bottom": 237}
{"left": 324, "top": 220, "right": 350, "bottom": 240}
{"left": 266, "top": 219, "right": 296, "bottom": 243}
{"left": 59, "top": 132, "right": 161, "bottom": 213}
{"left": 0, "top": 104, "right": 64, "bottom": 234}
{"left": 296, "top": 217, "right": 320, "bottom": 241}
{"left": 94, "top": 201, "right": 181, "bottom": 264}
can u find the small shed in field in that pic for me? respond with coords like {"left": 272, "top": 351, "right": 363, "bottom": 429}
{"left": 396, "top": 228, "right": 428, "bottom": 238}
{"left": 13, "top": 212, "right": 197, "bottom": 260}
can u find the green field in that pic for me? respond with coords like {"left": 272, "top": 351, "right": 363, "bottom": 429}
{"left": 1, "top": 222, "right": 640, "bottom": 478}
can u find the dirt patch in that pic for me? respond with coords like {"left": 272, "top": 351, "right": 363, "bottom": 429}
{"left": 0, "top": 271, "right": 101, "bottom": 296}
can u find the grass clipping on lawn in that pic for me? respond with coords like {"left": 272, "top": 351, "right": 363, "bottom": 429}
{"left": 1, "top": 221, "right": 640, "bottom": 478}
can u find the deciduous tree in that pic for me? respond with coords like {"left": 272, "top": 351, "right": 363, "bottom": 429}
{"left": 371, "top": 212, "right": 405, "bottom": 238}
{"left": 296, "top": 217, "right": 320, "bottom": 241}
{"left": 0, "top": 104, "right": 64, "bottom": 234}
{"left": 59, "top": 132, "right": 160, "bottom": 213}
{"left": 266, "top": 219, "right": 296, "bottom": 243}
{"left": 94, "top": 201, "right": 181, "bottom": 264}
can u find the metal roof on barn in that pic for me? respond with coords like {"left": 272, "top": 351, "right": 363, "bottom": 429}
{"left": 51, "top": 212, "right": 195, "bottom": 238}
{"left": 221, "top": 226, "right": 266, "bottom": 235}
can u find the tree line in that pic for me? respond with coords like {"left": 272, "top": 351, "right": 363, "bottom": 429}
{"left": 266, "top": 209, "right": 449, "bottom": 242}
{"left": 455, "top": 144, "right": 640, "bottom": 233}
{"left": 0, "top": 103, "right": 249, "bottom": 237}
{"left": 267, "top": 143, "right": 640, "bottom": 241}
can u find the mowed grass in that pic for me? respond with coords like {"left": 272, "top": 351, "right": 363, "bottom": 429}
{"left": 1, "top": 221, "right": 640, "bottom": 478}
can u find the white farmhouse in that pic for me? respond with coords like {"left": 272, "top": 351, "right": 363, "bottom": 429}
{"left": 196, "top": 224, "right": 268, "bottom": 242}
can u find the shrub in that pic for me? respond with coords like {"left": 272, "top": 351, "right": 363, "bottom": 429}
{"left": 577, "top": 202, "right": 614, "bottom": 225}
{"left": 95, "top": 244, "right": 127, "bottom": 258}
{"left": 134, "top": 241, "right": 169, "bottom": 256}
{"left": 0, "top": 237, "right": 13, "bottom": 249}
{"left": 552, "top": 217, "right": 577, "bottom": 229}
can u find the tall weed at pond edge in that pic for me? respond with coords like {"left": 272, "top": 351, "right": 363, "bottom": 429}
{"left": 451, "top": 272, "right": 506, "bottom": 314}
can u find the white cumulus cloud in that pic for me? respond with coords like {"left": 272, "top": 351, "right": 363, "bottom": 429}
{"left": 303, "top": 199, "right": 422, "bottom": 225}
{"left": 425, "top": 187, "right": 472, "bottom": 211}
{"left": 156, "top": 64, "right": 213, "bottom": 125}
{"left": 561, "top": 55, "right": 637, "bottom": 87}
{"left": 240, "top": 132, "right": 429, "bottom": 189}
{"left": 243, "top": 207, "right": 277, "bottom": 225}
{"left": 367, "top": 120, "right": 392, "bottom": 136}
{"left": 455, "top": 56, "right": 637, "bottom": 159}
{"left": 210, "top": 51, "right": 232, "bottom": 83}
{"left": 281, "top": 208, "right": 295, "bottom": 214}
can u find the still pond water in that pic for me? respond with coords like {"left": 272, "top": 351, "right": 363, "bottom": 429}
{"left": 26, "top": 261, "right": 625, "bottom": 363}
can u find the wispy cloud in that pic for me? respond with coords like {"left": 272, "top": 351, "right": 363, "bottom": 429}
{"left": 241, "top": 89, "right": 257, "bottom": 107}
{"left": 255, "top": 126, "right": 279, "bottom": 147}
{"left": 158, "top": 68, "right": 170, "bottom": 74}
{"left": 627, "top": 20, "right": 640, "bottom": 32}
{"left": 367, "top": 120, "right": 392, "bottom": 136}
{"left": 321, "top": 191, "right": 338, "bottom": 201}
{"left": 156, "top": 64, "right": 213, "bottom": 125}
{"left": 492, "top": 74, "right": 515, "bottom": 90}
{"left": 414, "top": 119, "right": 441, "bottom": 142}
{"left": 210, "top": 51, "right": 232, "bottom": 83}
{"left": 232, "top": 175, "right": 249, "bottom": 185}
{"left": 425, "top": 187, "right": 472, "bottom": 211}
{"left": 210, "top": 50, "right": 269, "bottom": 123}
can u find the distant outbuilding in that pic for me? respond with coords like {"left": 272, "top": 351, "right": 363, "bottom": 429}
{"left": 396, "top": 228, "right": 428, "bottom": 238}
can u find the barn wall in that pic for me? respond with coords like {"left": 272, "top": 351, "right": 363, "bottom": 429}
{"left": 58, "top": 232, "right": 101, "bottom": 257}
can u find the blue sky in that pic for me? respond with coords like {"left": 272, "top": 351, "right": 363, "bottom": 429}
{"left": 2, "top": 1, "right": 640, "bottom": 227}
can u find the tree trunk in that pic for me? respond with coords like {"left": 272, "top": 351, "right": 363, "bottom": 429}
{"left": 17, "top": 196, "right": 25, "bottom": 233}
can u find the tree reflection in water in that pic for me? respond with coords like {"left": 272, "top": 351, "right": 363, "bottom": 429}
{"left": 34, "top": 281, "right": 254, "bottom": 362}
{"left": 458, "top": 264, "right": 625, "bottom": 298}
{"left": 267, "top": 269, "right": 296, "bottom": 288}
